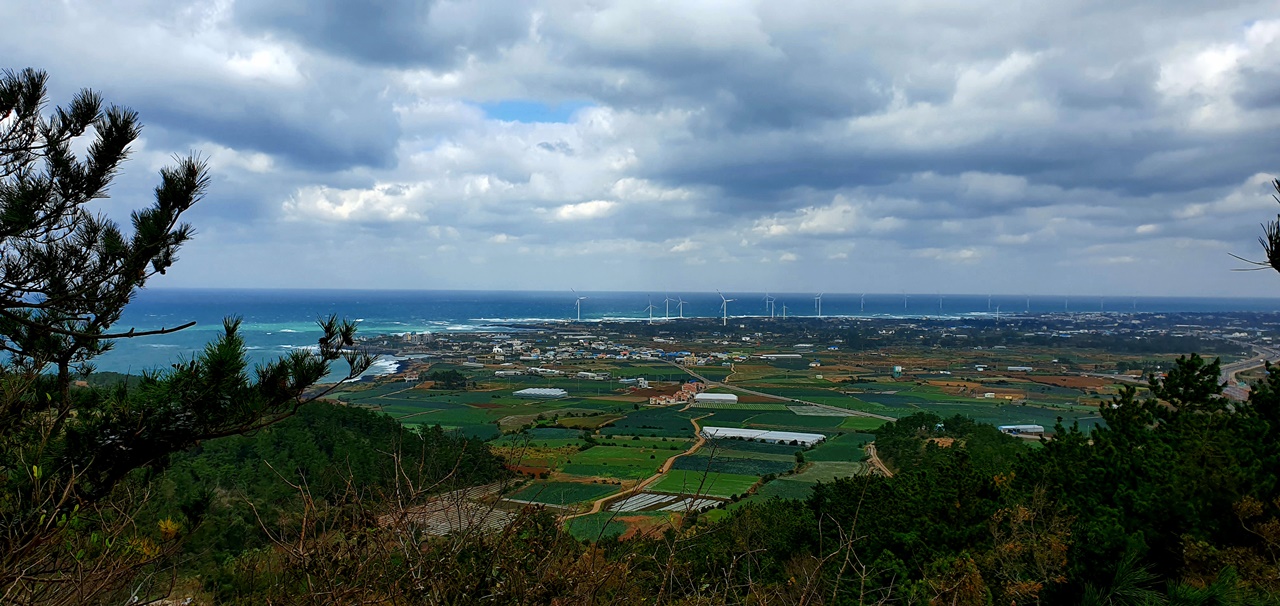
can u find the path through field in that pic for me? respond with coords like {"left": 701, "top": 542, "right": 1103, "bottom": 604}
{"left": 563, "top": 413, "right": 711, "bottom": 519}
{"left": 668, "top": 361, "right": 895, "bottom": 421}
{"left": 864, "top": 443, "right": 893, "bottom": 478}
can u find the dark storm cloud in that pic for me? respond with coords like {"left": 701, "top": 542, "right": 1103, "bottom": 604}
{"left": 234, "top": 0, "right": 531, "bottom": 68}
{"left": 134, "top": 77, "right": 401, "bottom": 172}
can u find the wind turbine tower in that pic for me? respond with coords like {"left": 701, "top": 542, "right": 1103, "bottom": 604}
{"left": 718, "top": 291, "right": 736, "bottom": 327}
{"left": 663, "top": 295, "right": 674, "bottom": 321}
{"left": 814, "top": 293, "right": 824, "bottom": 318}
{"left": 677, "top": 297, "right": 687, "bottom": 319}
{"left": 860, "top": 293, "right": 866, "bottom": 314}
{"left": 643, "top": 297, "right": 657, "bottom": 325}
{"left": 572, "top": 289, "right": 588, "bottom": 322}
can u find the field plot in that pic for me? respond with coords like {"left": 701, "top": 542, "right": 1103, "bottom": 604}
{"left": 609, "top": 492, "right": 679, "bottom": 512}
{"left": 564, "top": 512, "right": 628, "bottom": 541}
{"left": 506, "top": 481, "right": 619, "bottom": 506}
{"left": 671, "top": 454, "right": 795, "bottom": 476}
{"left": 788, "top": 405, "right": 858, "bottom": 416}
{"left": 703, "top": 438, "right": 801, "bottom": 456}
{"left": 556, "top": 414, "right": 623, "bottom": 429}
{"left": 385, "top": 482, "right": 516, "bottom": 536}
{"left": 753, "top": 478, "right": 817, "bottom": 500}
{"left": 744, "top": 412, "right": 846, "bottom": 430}
{"left": 799, "top": 461, "right": 869, "bottom": 480}
{"left": 690, "top": 401, "right": 791, "bottom": 411}
{"left": 658, "top": 497, "right": 721, "bottom": 512}
{"left": 650, "top": 470, "right": 758, "bottom": 498}
{"left": 561, "top": 445, "right": 668, "bottom": 480}
{"left": 599, "top": 406, "right": 697, "bottom": 437}
{"left": 805, "top": 432, "right": 874, "bottom": 462}
{"left": 839, "top": 416, "right": 888, "bottom": 431}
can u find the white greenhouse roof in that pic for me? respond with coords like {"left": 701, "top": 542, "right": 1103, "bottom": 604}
{"left": 700, "top": 426, "right": 826, "bottom": 445}
{"left": 513, "top": 388, "right": 568, "bottom": 399}
{"left": 693, "top": 393, "right": 739, "bottom": 402}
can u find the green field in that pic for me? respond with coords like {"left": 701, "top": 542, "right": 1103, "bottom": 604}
{"left": 671, "top": 454, "right": 795, "bottom": 476}
{"left": 649, "top": 470, "right": 759, "bottom": 498}
{"left": 839, "top": 416, "right": 888, "bottom": 430}
{"left": 561, "top": 445, "right": 669, "bottom": 479}
{"left": 805, "top": 432, "right": 874, "bottom": 462}
{"left": 599, "top": 406, "right": 697, "bottom": 437}
{"left": 752, "top": 477, "right": 817, "bottom": 500}
{"left": 564, "top": 512, "right": 629, "bottom": 541}
{"left": 507, "top": 481, "right": 620, "bottom": 505}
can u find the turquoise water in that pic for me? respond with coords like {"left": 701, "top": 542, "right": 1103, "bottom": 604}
{"left": 83, "top": 288, "right": 1280, "bottom": 376}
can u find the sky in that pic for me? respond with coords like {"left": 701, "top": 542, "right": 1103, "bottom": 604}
{"left": 4, "top": 1, "right": 1280, "bottom": 297}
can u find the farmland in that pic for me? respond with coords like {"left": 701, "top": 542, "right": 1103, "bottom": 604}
{"left": 318, "top": 311, "right": 1251, "bottom": 539}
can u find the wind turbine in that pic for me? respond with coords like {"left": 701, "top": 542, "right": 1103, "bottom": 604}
{"left": 677, "top": 297, "right": 687, "bottom": 319}
{"left": 938, "top": 292, "right": 944, "bottom": 314}
{"left": 987, "top": 294, "right": 993, "bottom": 312}
{"left": 996, "top": 305, "right": 1001, "bottom": 323}
{"left": 1025, "top": 295, "right": 1030, "bottom": 314}
{"left": 643, "top": 296, "right": 657, "bottom": 325}
{"left": 763, "top": 293, "right": 776, "bottom": 319}
{"left": 782, "top": 303, "right": 788, "bottom": 319}
{"left": 814, "top": 293, "right": 824, "bottom": 318}
{"left": 572, "top": 289, "right": 588, "bottom": 322}
{"left": 903, "top": 292, "right": 909, "bottom": 312}
{"left": 663, "top": 295, "right": 674, "bottom": 321}
{"left": 718, "top": 291, "right": 736, "bottom": 327}
{"left": 860, "top": 293, "right": 866, "bottom": 314}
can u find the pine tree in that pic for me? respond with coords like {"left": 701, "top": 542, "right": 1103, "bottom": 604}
{"left": 0, "top": 68, "right": 372, "bottom": 604}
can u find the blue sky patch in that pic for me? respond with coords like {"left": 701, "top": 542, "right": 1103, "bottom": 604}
{"left": 477, "top": 100, "right": 594, "bottom": 123}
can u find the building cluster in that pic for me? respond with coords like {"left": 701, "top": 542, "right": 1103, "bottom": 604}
{"left": 647, "top": 381, "right": 708, "bottom": 406}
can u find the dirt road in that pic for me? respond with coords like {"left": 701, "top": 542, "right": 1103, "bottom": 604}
{"left": 864, "top": 443, "right": 894, "bottom": 478}
{"left": 563, "top": 413, "right": 710, "bottom": 519}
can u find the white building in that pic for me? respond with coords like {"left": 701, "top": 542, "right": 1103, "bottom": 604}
{"left": 998, "top": 425, "right": 1045, "bottom": 435}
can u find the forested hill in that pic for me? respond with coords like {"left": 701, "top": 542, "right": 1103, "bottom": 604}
{"left": 138, "top": 401, "right": 505, "bottom": 589}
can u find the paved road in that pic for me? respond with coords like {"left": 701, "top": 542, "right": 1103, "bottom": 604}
{"left": 666, "top": 362, "right": 897, "bottom": 422}
{"left": 1217, "top": 344, "right": 1279, "bottom": 400}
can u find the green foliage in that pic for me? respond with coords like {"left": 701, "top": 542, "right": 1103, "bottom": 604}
{"left": 141, "top": 402, "right": 504, "bottom": 574}
{"left": 0, "top": 69, "right": 374, "bottom": 604}
{"left": 426, "top": 368, "right": 468, "bottom": 390}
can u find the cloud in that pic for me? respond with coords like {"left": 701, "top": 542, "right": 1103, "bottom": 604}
{"left": 8, "top": 0, "right": 1280, "bottom": 295}
{"left": 554, "top": 200, "right": 618, "bottom": 221}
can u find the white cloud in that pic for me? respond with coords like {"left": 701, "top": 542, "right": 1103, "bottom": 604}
{"left": 13, "top": 0, "right": 1279, "bottom": 295}
{"left": 554, "top": 200, "right": 618, "bottom": 221}
{"left": 282, "top": 184, "right": 426, "bottom": 222}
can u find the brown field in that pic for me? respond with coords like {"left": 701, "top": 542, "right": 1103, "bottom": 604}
{"left": 558, "top": 415, "right": 624, "bottom": 429}
{"left": 617, "top": 515, "right": 672, "bottom": 540}
{"left": 1024, "top": 375, "right": 1110, "bottom": 390}
{"left": 927, "top": 380, "right": 982, "bottom": 390}
{"left": 629, "top": 385, "right": 681, "bottom": 398}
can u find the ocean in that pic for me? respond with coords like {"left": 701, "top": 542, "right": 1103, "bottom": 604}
{"left": 88, "top": 289, "right": 1280, "bottom": 377}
